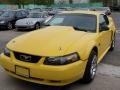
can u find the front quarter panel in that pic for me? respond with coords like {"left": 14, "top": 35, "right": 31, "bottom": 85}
{"left": 108, "top": 17, "right": 116, "bottom": 37}
{"left": 79, "top": 41, "right": 98, "bottom": 60}
{"left": 66, "top": 35, "right": 98, "bottom": 61}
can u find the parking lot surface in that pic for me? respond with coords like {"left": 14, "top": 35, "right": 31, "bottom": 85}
{"left": 0, "top": 12, "right": 120, "bottom": 90}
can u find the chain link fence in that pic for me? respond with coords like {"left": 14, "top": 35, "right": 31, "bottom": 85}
{"left": 0, "top": 2, "right": 103, "bottom": 10}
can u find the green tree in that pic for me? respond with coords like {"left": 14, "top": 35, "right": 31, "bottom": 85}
{"left": 0, "top": 0, "right": 54, "bottom": 8}
{"left": 90, "top": 0, "right": 110, "bottom": 6}
{"left": 34, "top": 0, "right": 54, "bottom": 5}
{"left": 7, "top": 0, "right": 33, "bottom": 8}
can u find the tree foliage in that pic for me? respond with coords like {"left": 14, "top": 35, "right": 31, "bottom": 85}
{"left": 90, "top": 0, "right": 102, "bottom": 2}
{"left": 3, "top": 0, "right": 54, "bottom": 5}
{"left": 34, "top": 0, "right": 54, "bottom": 5}
{"left": 0, "top": 0, "right": 54, "bottom": 8}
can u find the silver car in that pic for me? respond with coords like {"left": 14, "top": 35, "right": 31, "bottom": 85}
{"left": 90, "top": 7, "right": 111, "bottom": 15}
{"left": 15, "top": 12, "right": 48, "bottom": 30}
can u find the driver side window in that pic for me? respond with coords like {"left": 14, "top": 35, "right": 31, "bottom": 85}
{"left": 99, "top": 15, "right": 109, "bottom": 32}
{"left": 16, "top": 12, "right": 23, "bottom": 19}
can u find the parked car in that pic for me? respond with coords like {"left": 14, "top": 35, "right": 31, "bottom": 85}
{"left": 0, "top": 10, "right": 28, "bottom": 30}
{"left": 73, "top": 8, "right": 90, "bottom": 11}
{"left": 91, "top": 7, "right": 111, "bottom": 15}
{"left": 0, "top": 11, "right": 116, "bottom": 86}
{"left": 0, "top": 10, "right": 4, "bottom": 16}
{"left": 57, "top": 7, "right": 73, "bottom": 11}
{"left": 44, "top": 16, "right": 53, "bottom": 23}
{"left": 111, "top": 5, "right": 120, "bottom": 11}
{"left": 19, "top": 9, "right": 29, "bottom": 16}
{"left": 15, "top": 12, "right": 48, "bottom": 30}
{"left": 42, "top": 7, "right": 53, "bottom": 12}
{"left": 30, "top": 8, "right": 42, "bottom": 12}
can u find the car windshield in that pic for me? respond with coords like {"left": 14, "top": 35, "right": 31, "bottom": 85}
{"left": 28, "top": 13, "right": 42, "bottom": 18}
{"left": 46, "top": 14, "right": 97, "bottom": 32}
{"left": 1, "top": 11, "right": 14, "bottom": 17}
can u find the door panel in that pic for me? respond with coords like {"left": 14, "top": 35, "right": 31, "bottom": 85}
{"left": 97, "top": 14, "right": 112, "bottom": 58}
{"left": 98, "top": 30, "right": 111, "bottom": 55}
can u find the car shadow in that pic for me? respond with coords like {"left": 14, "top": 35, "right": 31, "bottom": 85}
{"left": 8, "top": 76, "right": 88, "bottom": 90}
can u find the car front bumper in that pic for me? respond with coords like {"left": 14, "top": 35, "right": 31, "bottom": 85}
{"left": 16, "top": 25, "right": 35, "bottom": 30}
{"left": 0, "top": 53, "right": 87, "bottom": 86}
{"left": 0, "top": 23, "right": 8, "bottom": 29}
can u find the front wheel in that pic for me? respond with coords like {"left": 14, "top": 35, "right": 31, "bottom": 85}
{"left": 7, "top": 22, "right": 13, "bottom": 30}
{"left": 82, "top": 50, "right": 97, "bottom": 83}
{"left": 34, "top": 23, "right": 40, "bottom": 30}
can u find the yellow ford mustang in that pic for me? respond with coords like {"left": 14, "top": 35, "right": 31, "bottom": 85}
{"left": 0, "top": 11, "right": 116, "bottom": 86}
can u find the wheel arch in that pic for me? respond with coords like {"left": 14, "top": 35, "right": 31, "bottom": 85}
{"left": 35, "top": 22, "right": 40, "bottom": 25}
{"left": 92, "top": 46, "right": 98, "bottom": 55}
{"left": 81, "top": 46, "right": 98, "bottom": 83}
{"left": 81, "top": 42, "right": 98, "bottom": 61}
{"left": 86, "top": 46, "right": 98, "bottom": 60}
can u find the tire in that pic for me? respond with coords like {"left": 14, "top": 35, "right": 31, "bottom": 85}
{"left": 35, "top": 23, "right": 40, "bottom": 30}
{"left": 109, "top": 37, "right": 115, "bottom": 51}
{"left": 15, "top": 28, "right": 18, "bottom": 31}
{"left": 82, "top": 50, "right": 97, "bottom": 83}
{"left": 7, "top": 22, "right": 13, "bottom": 30}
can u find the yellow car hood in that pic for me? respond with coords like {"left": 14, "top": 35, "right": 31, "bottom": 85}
{"left": 7, "top": 26, "right": 96, "bottom": 56}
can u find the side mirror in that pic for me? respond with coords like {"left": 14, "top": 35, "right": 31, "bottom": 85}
{"left": 100, "top": 25, "right": 109, "bottom": 32}
{"left": 105, "top": 12, "right": 111, "bottom": 15}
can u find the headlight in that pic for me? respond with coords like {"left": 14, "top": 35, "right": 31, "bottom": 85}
{"left": 4, "top": 48, "right": 10, "bottom": 57}
{"left": 44, "top": 53, "right": 80, "bottom": 65}
{"left": 0, "top": 21, "right": 5, "bottom": 24}
{"left": 26, "top": 22, "right": 34, "bottom": 25}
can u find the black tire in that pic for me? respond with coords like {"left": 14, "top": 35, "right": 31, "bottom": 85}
{"left": 109, "top": 37, "right": 115, "bottom": 51}
{"left": 14, "top": 28, "right": 18, "bottom": 31}
{"left": 7, "top": 22, "right": 13, "bottom": 30}
{"left": 82, "top": 50, "right": 97, "bottom": 83}
{"left": 34, "top": 23, "right": 40, "bottom": 30}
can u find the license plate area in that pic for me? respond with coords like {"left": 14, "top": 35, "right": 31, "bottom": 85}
{"left": 15, "top": 65, "right": 30, "bottom": 78}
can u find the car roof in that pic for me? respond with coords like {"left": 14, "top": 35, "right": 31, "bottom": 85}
{"left": 60, "top": 10, "right": 103, "bottom": 15}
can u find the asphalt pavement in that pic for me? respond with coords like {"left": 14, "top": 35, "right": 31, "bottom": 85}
{"left": 0, "top": 12, "right": 120, "bottom": 90}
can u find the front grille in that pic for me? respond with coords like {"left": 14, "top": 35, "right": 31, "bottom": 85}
{"left": 14, "top": 52, "right": 42, "bottom": 63}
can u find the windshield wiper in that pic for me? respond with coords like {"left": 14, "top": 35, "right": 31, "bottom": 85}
{"left": 73, "top": 26, "right": 88, "bottom": 32}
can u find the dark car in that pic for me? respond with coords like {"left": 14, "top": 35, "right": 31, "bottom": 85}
{"left": 111, "top": 5, "right": 120, "bottom": 11}
{"left": 0, "top": 10, "right": 28, "bottom": 30}
{"left": 0, "top": 10, "right": 4, "bottom": 16}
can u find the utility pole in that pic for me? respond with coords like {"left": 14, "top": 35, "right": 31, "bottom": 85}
{"left": 17, "top": 0, "right": 21, "bottom": 9}
{"left": 33, "top": 0, "right": 35, "bottom": 8}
